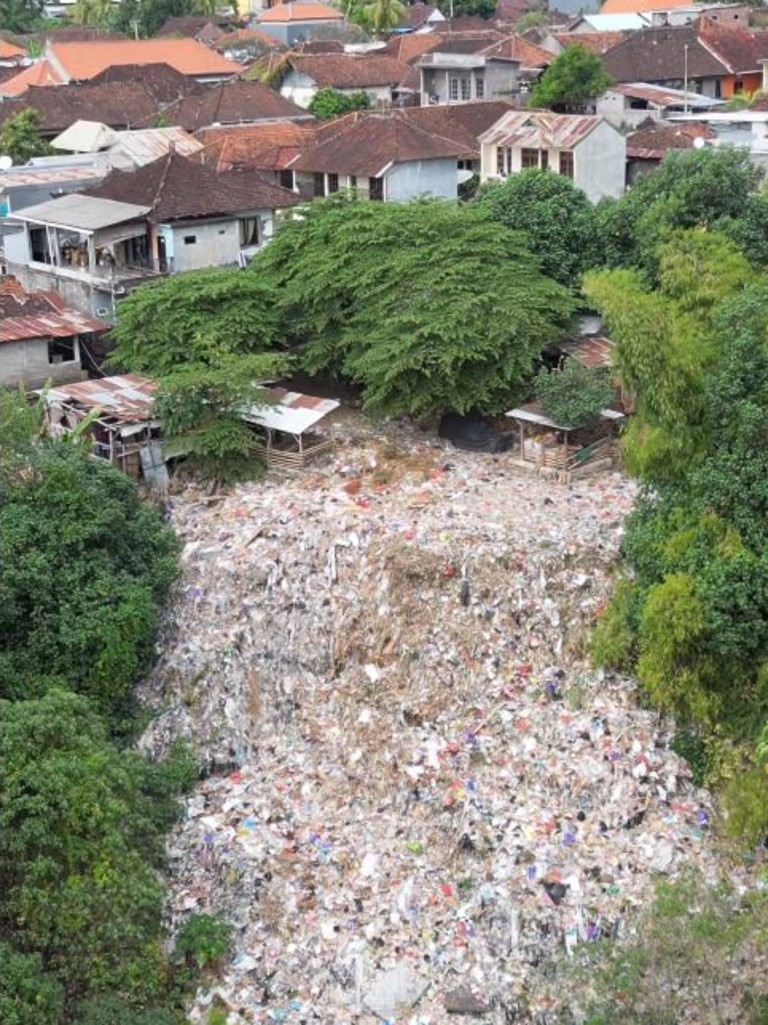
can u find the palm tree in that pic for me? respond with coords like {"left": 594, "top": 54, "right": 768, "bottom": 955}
{"left": 360, "top": 0, "right": 405, "bottom": 34}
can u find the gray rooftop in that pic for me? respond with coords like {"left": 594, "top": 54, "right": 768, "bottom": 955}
{"left": 9, "top": 193, "right": 150, "bottom": 232}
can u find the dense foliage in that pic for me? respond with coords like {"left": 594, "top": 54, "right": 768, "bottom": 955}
{"left": 475, "top": 168, "right": 603, "bottom": 285}
{"left": 0, "top": 443, "right": 178, "bottom": 723}
{"left": 253, "top": 197, "right": 575, "bottom": 416}
{"left": 341, "top": 0, "right": 405, "bottom": 33}
{"left": 534, "top": 359, "right": 613, "bottom": 427}
{"left": 111, "top": 269, "right": 291, "bottom": 481}
{"left": 308, "top": 88, "right": 371, "bottom": 119}
{"left": 108, "top": 0, "right": 216, "bottom": 36}
{"left": 530, "top": 45, "right": 612, "bottom": 112}
{"left": 0, "top": 108, "right": 54, "bottom": 165}
{"left": 0, "top": 404, "right": 210, "bottom": 1024}
{"left": 0, "top": 0, "right": 42, "bottom": 31}
{"left": 598, "top": 146, "right": 768, "bottom": 275}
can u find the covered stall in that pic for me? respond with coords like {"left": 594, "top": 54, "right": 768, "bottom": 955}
{"left": 242, "top": 388, "right": 339, "bottom": 470}
{"left": 506, "top": 401, "right": 624, "bottom": 483}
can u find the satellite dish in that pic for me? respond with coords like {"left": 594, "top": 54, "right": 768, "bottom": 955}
{"left": 693, "top": 136, "right": 706, "bottom": 149}
{"left": 457, "top": 169, "right": 475, "bottom": 185}
{"left": 0, "top": 156, "right": 12, "bottom": 171}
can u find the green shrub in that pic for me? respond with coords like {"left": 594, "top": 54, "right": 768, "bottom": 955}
{"left": 535, "top": 359, "right": 614, "bottom": 429}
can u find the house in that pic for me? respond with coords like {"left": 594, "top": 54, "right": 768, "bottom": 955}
{"left": 596, "top": 82, "right": 725, "bottom": 127}
{"left": 148, "top": 79, "right": 313, "bottom": 132}
{"left": 0, "top": 39, "right": 240, "bottom": 97}
{"left": 196, "top": 120, "right": 317, "bottom": 187}
{"left": 85, "top": 149, "right": 302, "bottom": 272}
{"left": 601, "top": 25, "right": 730, "bottom": 98}
{"left": 543, "top": 31, "right": 627, "bottom": 55}
{"left": 0, "top": 66, "right": 195, "bottom": 132}
{"left": 41, "top": 373, "right": 163, "bottom": 480}
{"left": 277, "top": 52, "right": 411, "bottom": 108}
{"left": 286, "top": 109, "right": 475, "bottom": 200}
{"left": 417, "top": 33, "right": 550, "bottom": 105}
{"left": 213, "top": 27, "right": 285, "bottom": 64}
{"left": 255, "top": 3, "right": 345, "bottom": 46}
{"left": 0, "top": 157, "right": 107, "bottom": 216}
{"left": 5, "top": 194, "right": 159, "bottom": 321}
{"left": 697, "top": 19, "right": 768, "bottom": 99}
{"left": 478, "top": 110, "right": 626, "bottom": 201}
{"left": 0, "top": 276, "right": 108, "bottom": 389}
{"left": 667, "top": 108, "right": 768, "bottom": 170}
{"left": 567, "top": 13, "right": 650, "bottom": 33}
{"left": 51, "top": 124, "right": 204, "bottom": 167}
{"left": 625, "top": 118, "right": 714, "bottom": 182}
{"left": 394, "top": 99, "right": 517, "bottom": 172}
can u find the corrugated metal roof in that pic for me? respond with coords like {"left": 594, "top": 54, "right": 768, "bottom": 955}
{"left": 613, "top": 82, "right": 724, "bottom": 107}
{"left": 103, "top": 127, "right": 203, "bottom": 167}
{"left": 558, "top": 335, "right": 614, "bottom": 368}
{"left": 51, "top": 120, "right": 117, "bottom": 153}
{"left": 478, "top": 110, "right": 604, "bottom": 150}
{"left": 10, "top": 193, "right": 150, "bottom": 231}
{"left": 44, "top": 373, "right": 157, "bottom": 423}
{"left": 0, "top": 296, "right": 109, "bottom": 343}
{"left": 242, "top": 388, "right": 339, "bottom": 435}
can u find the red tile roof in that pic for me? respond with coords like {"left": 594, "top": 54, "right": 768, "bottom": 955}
{"left": 481, "top": 33, "right": 554, "bottom": 66}
{"left": 197, "top": 120, "right": 316, "bottom": 170}
{"left": 601, "top": 25, "right": 727, "bottom": 83}
{"left": 290, "top": 109, "right": 474, "bottom": 175}
{"left": 48, "top": 38, "right": 240, "bottom": 81}
{"left": 285, "top": 52, "right": 409, "bottom": 88}
{"left": 626, "top": 118, "right": 714, "bottom": 159}
{"left": 150, "top": 79, "right": 311, "bottom": 131}
{"left": 0, "top": 39, "right": 25, "bottom": 60}
{"left": 554, "top": 31, "right": 626, "bottom": 54}
{"left": 0, "top": 59, "right": 60, "bottom": 97}
{"left": 698, "top": 19, "right": 768, "bottom": 75}
{"left": 87, "top": 149, "right": 302, "bottom": 219}
{"left": 258, "top": 2, "right": 343, "bottom": 21}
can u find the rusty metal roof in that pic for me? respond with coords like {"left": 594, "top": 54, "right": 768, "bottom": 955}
{"left": 44, "top": 373, "right": 157, "bottom": 423}
{"left": 612, "top": 82, "right": 724, "bottom": 108}
{"left": 0, "top": 290, "right": 109, "bottom": 344}
{"left": 558, "top": 335, "right": 614, "bottom": 368}
{"left": 242, "top": 388, "right": 339, "bottom": 435}
{"left": 477, "top": 110, "right": 605, "bottom": 150}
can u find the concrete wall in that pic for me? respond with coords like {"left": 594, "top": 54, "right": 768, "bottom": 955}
{"left": 168, "top": 213, "right": 273, "bottom": 272}
{"left": 386, "top": 158, "right": 457, "bottom": 201}
{"left": 258, "top": 21, "right": 344, "bottom": 46}
{"left": 420, "top": 61, "right": 518, "bottom": 105}
{"left": 280, "top": 69, "right": 393, "bottom": 108}
{"left": 7, "top": 261, "right": 118, "bottom": 320}
{"left": 0, "top": 336, "right": 85, "bottom": 389}
{"left": 574, "top": 120, "right": 626, "bottom": 201}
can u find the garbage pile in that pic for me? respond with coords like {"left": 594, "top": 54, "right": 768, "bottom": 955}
{"left": 139, "top": 425, "right": 724, "bottom": 1024}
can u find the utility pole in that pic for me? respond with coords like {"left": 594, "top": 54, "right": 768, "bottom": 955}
{"left": 684, "top": 43, "right": 689, "bottom": 115}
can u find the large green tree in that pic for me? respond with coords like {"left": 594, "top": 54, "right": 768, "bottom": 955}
{"left": 0, "top": 441, "right": 178, "bottom": 724}
{"left": 0, "top": 0, "right": 42, "bottom": 32}
{"left": 253, "top": 197, "right": 576, "bottom": 417}
{"left": 530, "top": 45, "right": 612, "bottom": 112}
{"left": 597, "top": 146, "right": 766, "bottom": 276}
{"left": 0, "top": 690, "right": 189, "bottom": 1019}
{"left": 111, "top": 269, "right": 291, "bottom": 481}
{"left": 475, "top": 168, "right": 603, "bottom": 286}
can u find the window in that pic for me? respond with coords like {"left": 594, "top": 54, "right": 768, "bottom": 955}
{"left": 559, "top": 150, "right": 574, "bottom": 178}
{"left": 460, "top": 77, "right": 471, "bottom": 101}
{"left": 279, "top": 169, "right": 294, "bottom": 190}
{"left": 239, "top": 218, "right": 259, "bottom": 247}
{"left": 313, "top": 172, "right": 325, "bottom": 198}
{"left": 496, "top": 146, "right": 511, "bottom": 176}
{"left": 327, "top": 173, "right": 339, "bottom": 194}
{"left": 349, "top": 174, "right": 357, "bottom": 189}
{"left": 48, "top": 336, "right": 76, "bottom": 364}
{"left": 449, "top": 77, "right": 459, "bottom": 101}
{"left": 521, "top": 148, "right": 539, "bottom": 169}
{"left": 369, "top": 176, "right": 384, "bottom": 201}
{"left": 183, "top": 235, "right": 197, "bottom": 245}
{"left": 540, "top": 149, "right": 549, "bottom": 170}
{"left": 475, "top": 74, "right": 485, "bottom": 99}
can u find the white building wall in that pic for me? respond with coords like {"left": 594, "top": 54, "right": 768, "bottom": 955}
{"left": 169, "top": 219, "right": 241, "bottom": 272}
{"left": 385, "top": 158, "right": 458, "bottom": 201}
{"left": 280, "top": 69, "right": 393, "bottom": 108}
{"left": 573, "top": 121, "right": 626, "bottom": 201}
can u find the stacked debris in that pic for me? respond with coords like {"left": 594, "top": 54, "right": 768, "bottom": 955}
{"left": 139, "top": 425, "right": 725, "bottom": 1024}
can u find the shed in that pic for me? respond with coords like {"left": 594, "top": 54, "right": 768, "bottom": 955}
{"left": 241, "top": 387, "right": 339, "bottom": 469}
{"left": 505, "top": 401, "right": 623, "bottom": 482}
{"left": 41, "top": 373, "right": 166, "bottom": 485}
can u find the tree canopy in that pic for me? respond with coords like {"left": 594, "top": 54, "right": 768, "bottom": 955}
{"left": 530, "top": 45, "right": 612, "bottom": 112}
{"left": 0, "top": 109, "right": 54, "bottom": 165}
{"left": 253, "top": 197, "right": 576, "bottom": 417}
{"left": 308, "top": 88, "right": 371, "bottom": 119}
{"left": 475, "top": 168, "right": 603, "bottom": 286}
{"left": 110, "top": 269, "right": 292, "bottom": 481}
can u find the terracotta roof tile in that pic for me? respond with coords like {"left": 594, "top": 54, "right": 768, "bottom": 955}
{"left": 290, "top": 109, "right": 474, "bottom": 175}
{"left": 213, "top": 27, "right": 284, "bottom": 50}
{"left": 149, "top": 79, "right": 311, "bottom": 131}
{"left": 285, "top": 52, "right": 408, "bottom": 88}
{"left": 698, "top": 19, "right": 768, "bottom": 75}
{"left": 0, "top": 59, "right": 60, "bottom": 97}
{"left": 627, "top": 118, "right": 715, "bottom": 158}
{"left": 601, "top": 25, "right": 727, "bottom": 82}
{"left": 0, "top": 39, "right": 25, "bottom": 59}
{"left": 258, "top": 2, "right": 343, "bottom": 22}
{"left": 397, "top": 3, "right": 440, "bottom": 29}
{"left": 382, "top": 32, "right": 443, "bottom": 64}
{"left": 554, "top": 31, "right": 626, "bottom": 54}
{"left": 481, "top": 34, "right": 554, "bottom": 66}
{"left": 87, "top": 149, "right": 302, "bottom": 219}
{"left": 48, "top": 38, "right": 240, "bottom": 81}
{"left": 601, "top": 0, "right": 690, "bottom": 12}
{"left": 197, "top": 120, "right": 316, "bottom": 170}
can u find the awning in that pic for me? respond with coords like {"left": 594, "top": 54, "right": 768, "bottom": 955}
{"left": 241, "top": 388, "right": 339, "bottom": 435}
{"left": 10, "top": 193, "right": 150, "bottom": 233}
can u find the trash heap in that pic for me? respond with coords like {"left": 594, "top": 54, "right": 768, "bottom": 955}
{"left": 140, "top": 426, "right": 723, "bottom": 1024}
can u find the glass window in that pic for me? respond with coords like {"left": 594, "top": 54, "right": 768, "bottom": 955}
{"left": 183, "top": 235, "right": 196, "bottom": 245}
{"left": 327, "top": 173, "right": 339, "bottom": 193}
{"left": 449, "top": 77, "right": 459, "bottom": 101}
{"left": 560, "top": 151, "right": 574, "bottom": 178}
{"left": 460, "top": 77, "right": 471, "bottom": 101}
{"left": 540, "top": 149, "right": 549, "bottom": 170}
{"left": 475, "top": 74, "right": 485, "bottom": 99}
{"left": 521, "top": 148, "right": 538, "bottom": 169}
{"left": 369, "top": 177, "right": 384, "bottom": 201}
{"left": 279, "top": 169, "right": 294, "bottom": 190}
{"left": 313, "top": 172, "right": 325, "bottom": 198}
{"left": 48, "top": 336, "right": 76, "bottom": 364}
